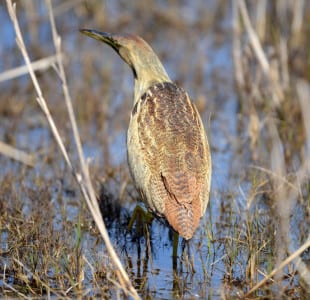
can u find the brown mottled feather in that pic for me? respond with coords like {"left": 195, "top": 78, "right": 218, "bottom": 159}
{"left": 135, "top": 82, "right": 208, "bottom": 239}
{"left": 80, "top": 30, "right": 211, "bottom": 240}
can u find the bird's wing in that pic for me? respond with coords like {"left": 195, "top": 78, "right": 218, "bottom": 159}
{"left": 137, "top": 82, "right": 210, "bottom": 238}
{"left": 137, "top": 82, "right": 208, "bottom": 208}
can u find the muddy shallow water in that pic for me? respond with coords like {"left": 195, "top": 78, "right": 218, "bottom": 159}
{"left": 1, "top": 1, "right": 309, "bottom": 299}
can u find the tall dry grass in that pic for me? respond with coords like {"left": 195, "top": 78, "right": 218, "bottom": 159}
{"left": 233, "top": 0, "right": 310, "bottom": 296}
{"left": 5, "top": 0, "right": 139, "bottom": 298}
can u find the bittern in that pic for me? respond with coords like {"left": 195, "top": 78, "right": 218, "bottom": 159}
{"left": 80, "top": 29, "right": 211, "bottom": 240}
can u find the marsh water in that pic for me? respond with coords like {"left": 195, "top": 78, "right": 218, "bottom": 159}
{"left": 1, "top": 1, "right": 309, "bottom": 299}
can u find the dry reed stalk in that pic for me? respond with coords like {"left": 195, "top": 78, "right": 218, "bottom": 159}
{"left": 291, "top": 0, "right": 305, "bottom": 47}
{"left": 245, "top": 12, "right": 310, "bottom": 296}
{"left": 6, "top": 2, "right": 72, "bottom": 168}
{"left": 250, "top": 165, "right": 300, "bottom": 193}
{"left": 293, "top": 80, "right": 310, "bottom": 290}
{"left": 254, "top": 0, "right": 267, "bottom": 40}
{"left": 0, "top": 55, "right": 60, "bottom": 82}
{"left": 2, "top": 281, "right": 31, "bottom": 300}
{"left": 297, "top": 80, "right": 310, "bottom": 147}
{"left": 237, "top": 0, "right": 283, "bottom": 106}
{"left": 6, "top": 0, "right": 139, "bottom": 298}
{"left": 279, "top": 37, "right": 290, "bottom": 90}
{"left": 246, "top": 237, "right": 310, "bottom": 296}
{"left": 268, "top": 119, "right": 289, "bottom": 288}
{"left": 237, "top": 0, "right": 270, "bottom": 74}
{"left": 13, "top": 258, "right": 62, "bottom": 298}
{"left": 245, "top": 83, "right": 310, "bottom": 296}
{"left": 0, "top": 141, "right": 35, "bottom": 167}
{"left": 232, "top": 0, "right": 245, "bottom": 91}
{"left": 22, "top": 0, "right": 38, "bottom": 43}
{"left": 237, "top": 2, "right": 310, "bottom": 296}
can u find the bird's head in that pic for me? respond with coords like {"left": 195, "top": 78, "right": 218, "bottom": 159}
{"left": 80, "top": 29, "right": 170, "bottom": 89}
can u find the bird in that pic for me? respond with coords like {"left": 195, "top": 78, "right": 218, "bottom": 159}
{"left": 80, "top": 29, "right": 211, "bottom": 240}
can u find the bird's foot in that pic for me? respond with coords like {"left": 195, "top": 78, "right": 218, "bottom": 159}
{"left": 127, "top": 205, "right": 154, "bottom": 237}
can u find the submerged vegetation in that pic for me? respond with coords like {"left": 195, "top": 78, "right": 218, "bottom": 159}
{"left": 1, "top": 0, "right": 310, "bottom": 299}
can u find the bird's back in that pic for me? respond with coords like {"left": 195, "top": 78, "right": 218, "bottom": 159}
{"left": 127, "top": 82, "right": 211, "bottom": 239}
{"left": 79, "top": 29, "right": 211, "bottom": 240}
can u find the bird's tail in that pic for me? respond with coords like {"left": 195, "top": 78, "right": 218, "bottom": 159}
{"left": 164, "top": 196, "right": 201, "bottom": 240}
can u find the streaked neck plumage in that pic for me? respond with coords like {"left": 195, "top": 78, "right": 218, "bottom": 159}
{"left": 132, "top": 52, "right": 171, "bottom": 104}
{"left": 79, "top": 29, "right": 172, "bottom": 105}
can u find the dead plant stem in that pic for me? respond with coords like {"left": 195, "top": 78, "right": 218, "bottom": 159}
{"left": 6, "top": 0, "right": 139, "bottom": 298}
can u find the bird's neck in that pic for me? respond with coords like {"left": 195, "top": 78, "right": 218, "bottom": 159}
{"left": 133, "top": 59, "right": 171, "bottom": 103}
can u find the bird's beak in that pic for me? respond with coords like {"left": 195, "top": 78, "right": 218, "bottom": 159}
{"left": 79, "top": 29, "right": 121, "bottom": 52}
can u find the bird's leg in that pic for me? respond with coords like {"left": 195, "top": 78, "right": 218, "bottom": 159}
{"left": 127, "top": 205, "right": 154, "bottom": 235}
{"left": 172, "top": 231, "right": 179, "bottom": 270}
{"left": 181, "top": 239, "right": 196, "bottom": 273}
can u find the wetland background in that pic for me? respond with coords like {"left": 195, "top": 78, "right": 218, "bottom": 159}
{"left": 1, "top": 0, "right": 310, "bottom": 299}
